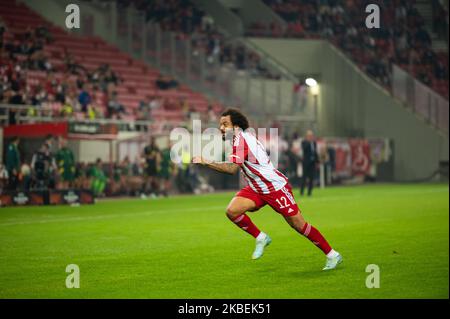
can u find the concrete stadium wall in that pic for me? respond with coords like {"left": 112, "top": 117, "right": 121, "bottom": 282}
{"left": 219, "top": 0, "right": 286, "bottom": 30}
{"left": 231, "top": 77, "right": 300, "bottom": 116}
{"left": 21, "top": 0, "right": 115, "bottom": 44}
{"left": 248, "top": 38, "right": 325, "bottom": 76}
{"left": 71, "top": 140, "right": 113, "bottom": 163}
{"left": 20, "top": 0, "right": 66, "bottom": 29}
{"left": 247, "top": 38, "right": 449, "bottom": 181}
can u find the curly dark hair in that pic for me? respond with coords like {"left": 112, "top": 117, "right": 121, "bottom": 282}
{"left": 221, "top": 108, "right": 249, "bottom": 130}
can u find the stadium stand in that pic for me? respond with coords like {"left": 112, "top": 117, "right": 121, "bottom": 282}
{"left": 0, "top": 0, "right": 224, "bottom": 123}
{"left": 248, "top": 0, "right": 448, "bottom": 98}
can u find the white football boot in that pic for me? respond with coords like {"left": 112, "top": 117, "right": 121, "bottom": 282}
{"left": 322, "top": 252, "right": 343, "bottom": 270}
{"left": 252, "top": 233, "right": 272, "bottom": 260}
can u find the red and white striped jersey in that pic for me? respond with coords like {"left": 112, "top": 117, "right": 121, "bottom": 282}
{"left": 229, "top": 131, "right": 288, "bottom": 194}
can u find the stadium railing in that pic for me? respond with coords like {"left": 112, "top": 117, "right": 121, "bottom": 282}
{"left": 392, "top": 65, "right": 449, "bottom": 135}
{"left": 0, "top": 103, "right": 155, "bottom": 133}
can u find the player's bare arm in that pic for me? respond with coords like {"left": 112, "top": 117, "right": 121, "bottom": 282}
{"left": 190, "top": 113, "right": 245, "bottom": 176}
{"left": 192, "top": 156, "right": 239, "bottom": 175}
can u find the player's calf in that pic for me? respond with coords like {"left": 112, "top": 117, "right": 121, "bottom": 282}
{"left": 225, "top": 199, "right": 262, "bottom": 239}
{"left": 227, "top": 212, "right": 261, "bottom": 239}
{"left": 284, "top": 213, "right": 335, "bottom": 256}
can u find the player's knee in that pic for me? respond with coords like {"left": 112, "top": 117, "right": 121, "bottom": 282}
{"left": 225, "top": 206, "right": 243, "bottom": 220}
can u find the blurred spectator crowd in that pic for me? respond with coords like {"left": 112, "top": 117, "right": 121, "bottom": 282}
{"left": 0, "top": 135, "right": 209, "bottom": 198}
{"left": 0, "top": 16, "right": 221, "bottom": 124}
{"left": 0, "top": 18, "right": 122, "bottom": 121}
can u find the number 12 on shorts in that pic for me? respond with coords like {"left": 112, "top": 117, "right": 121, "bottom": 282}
{"left": 275, "top": 196, "right": 290, "bottom": 209}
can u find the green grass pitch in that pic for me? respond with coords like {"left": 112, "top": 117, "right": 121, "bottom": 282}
{"left": 0, "top": 183, "right": 448, "bottom": 299}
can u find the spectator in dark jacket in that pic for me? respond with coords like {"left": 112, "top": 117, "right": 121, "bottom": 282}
{"left": 78, "top": 84, "right": 91, "bottom": 113}
{"left": 5, "top": 136, "right": 21, "bottom": 190}
{"left": 300, "top": 130, "right": 319, "bottom": 196}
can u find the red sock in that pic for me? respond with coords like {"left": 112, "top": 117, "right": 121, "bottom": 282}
{"left": 300, "top": 223, "right": 332, "bottom": 255}
{"left": 231, "top": 214, "right": 261, "bottom": 238}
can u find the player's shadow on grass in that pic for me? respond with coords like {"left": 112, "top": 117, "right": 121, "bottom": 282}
{"left": 287, "top": 267, "right": 344, "bottom": 278}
